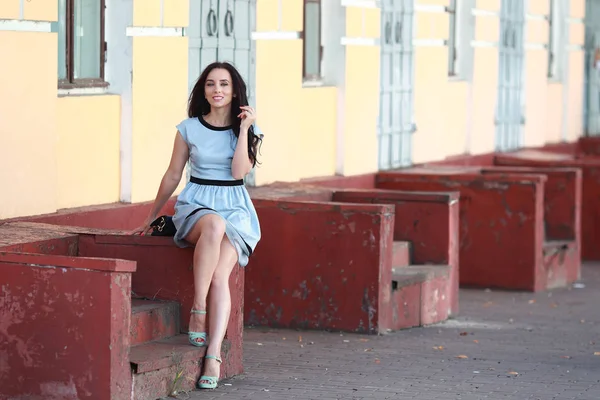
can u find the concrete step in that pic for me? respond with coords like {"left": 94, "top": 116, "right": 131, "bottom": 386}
{"left": 130, "top": 334, "right": 228, "bottom": 399}
{"left": 392, "top": 240, "right": 411, "bottom": 268}
{"left": 542, "top": 240, "right": 580, "bottom": 290}
{"left": 130, "top": 299, "right": 180, "bottom": 346}
{"left": 130, "top": 334, "right": 204, "bottom": 399}
{"left": 390, "top": 264, "right": 451, "bottom": 330}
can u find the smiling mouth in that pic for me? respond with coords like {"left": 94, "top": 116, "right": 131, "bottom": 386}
{"left": 213, "top": 96, "right": 224, "bottom": 101}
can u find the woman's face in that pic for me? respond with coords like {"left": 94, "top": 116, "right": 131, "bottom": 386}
{"left": 204, "top": 68, "right": 234, "bottom": 110}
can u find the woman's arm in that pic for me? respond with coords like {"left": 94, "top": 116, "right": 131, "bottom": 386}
{"left": 132, "top": 132, "right": 189, "bottom": 234}
{"left": 231, "top": 127, "right": 253, "bottom": 179}
{"left": 231, "top": 105, "right": 257, "bottom": 179}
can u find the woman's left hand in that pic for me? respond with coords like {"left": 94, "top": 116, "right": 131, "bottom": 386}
{"left": 238, "top": 105, "right": 257, "bottom": 131}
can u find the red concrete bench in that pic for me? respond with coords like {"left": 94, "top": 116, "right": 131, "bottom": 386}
{"left": 331, "top": 189, "right": 459, "bottom": 328}
{"left": 376, "top": 168, "right": 581, "bottom": 291}
{"left": 245, "top": 186, "right": 459, "bottom": 333}
{"left": 0, "top": 222, "right": 243, "bottom": 400}
{"left": 0, "top": 250, "right": 133, "bottom": 400}
{"left": 492, "top": 151, "right": 596, "bottom": 260}
{"left": 578, "top": 136, "right": 600, "bottom": 155}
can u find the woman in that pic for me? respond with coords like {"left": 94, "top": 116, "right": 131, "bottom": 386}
{"left": 132, "top": 61, "right": 262, "bottom": 390}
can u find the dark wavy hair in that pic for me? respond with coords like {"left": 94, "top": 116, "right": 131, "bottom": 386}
{"left": 187, "top": 61, "right": 262, "bottom": 167}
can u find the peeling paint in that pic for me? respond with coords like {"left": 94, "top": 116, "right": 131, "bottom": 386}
{"left": 39, "top": 379, "right": 79, "bottom": 399}
{"left": 348, "top": 222, "right": 356, "bottom": 233}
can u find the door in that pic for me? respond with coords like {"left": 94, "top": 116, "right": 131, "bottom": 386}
{"left": 585, "top": 0, "right": 600, "bottom": 135}
{"left": 215, "top": 0, "right": 255, "bottom": 104}
{"left": 495, "top": 0, "right": 525, "bottom": 151}
{"left": 378, "top": 0, "right": 415, "bottom": 170}
{"left": 188, "top": 0, "right": 257, "bottom": 184}
{"left": 189, "top": 0, "right": 255, "bottom": 96}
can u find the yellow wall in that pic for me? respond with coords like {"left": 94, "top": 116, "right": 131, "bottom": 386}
{"left": 526, "top": 1, "right": 553, "bottom": 147}
{"left": 0, "top": 0, "right": 592, "bottom": 219}
{"left": 301, "top": 87, "right": 338, "bottom": 178}
{"left": 252, "top": 1, "right": 380, "bottom": 183}
{"left": 24, "top": 0, "right": 57, "bottom": 21}
{"left": 413, "top": 0, "right": 586, "bottom": 163}
{"left": 131, "top": 36, "right": 189, "bottom": 203}
{"left": 530, "top": 0, "right": 585, "bottom": 146}
{"left": 0, "top": 0, "right": 20, "bottom": 19}
{"left": 254, "top": 40, "right": 304, "bottom": 183}
{"left": 566, "top": 0, "right": 586, "bottom": 142}
{"left": 56, "top": 96, "right": 121, "bottom": 209}
{"left": 0, "top": 0, "right": 190, "bottom": 218}
{"left": 0, "top": 31, "right": 58, "bottom": 219}
{"left": 253, "top": 0, "right": 339, "bottom": 184}
{"left": 413, "top": 0, "right": 470, "bottom": 163}
{"left": 253, "top": 42, "right": 338, "bottom": 184}
{"left": 343, "top": 45, "right": 380, "bottom": 175}
{"left": 342, "top": 7, "right": 381, "bottom": 176}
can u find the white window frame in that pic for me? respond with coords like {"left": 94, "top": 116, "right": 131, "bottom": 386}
{"left": 303, "top": 0, "right": 324, "bottom": 83}
{"left": 447, "top": 0, "right": 475, "bottom": 81}
{"left": 548, "top": 0, "right": 568, "bottom": 81}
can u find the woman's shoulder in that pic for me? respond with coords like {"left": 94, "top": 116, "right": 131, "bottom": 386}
{"left": 175, "top": 117, "right": 200, "bottom": 142}
{"left": 177, "top": 117, "right": 200, "bottom": 128}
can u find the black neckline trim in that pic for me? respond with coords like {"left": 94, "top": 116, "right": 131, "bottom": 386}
{"left": 198, "top": 116, "right": 232, "bottom": 131}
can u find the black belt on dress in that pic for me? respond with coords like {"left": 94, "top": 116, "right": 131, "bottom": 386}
{"left": 190, "top": 176, "right": 244, "bottom": 186}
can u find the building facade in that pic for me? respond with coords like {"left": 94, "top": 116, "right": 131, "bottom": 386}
{"left": 0, "top": 0, "right": 592, "bottom": 220}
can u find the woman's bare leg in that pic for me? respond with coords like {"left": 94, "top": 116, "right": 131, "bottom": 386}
{"left": 200, "top": 237, "right": 238, "bottom": 382}
{"left": 185, "top": 214, "right": 226, "bottom": 334}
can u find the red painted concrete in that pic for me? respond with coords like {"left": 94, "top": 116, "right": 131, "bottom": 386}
{"left": 494, "top": 151, "right": 600, "bottom": 261}
{"left": 479, "top": 167, "right": 582, "bottom": 288}
{"left": 300, "top": 173, "right": 377, "bottom": 189}
{"left": 0, "top": 251, "right": 137, "bottom": 272}
{"left": 539, "top": 141, "right": 580, "bottom": 156}
{"left": 254, "top": 180, "right": 461, "bottom": 329}
{"left": 78, "top": 235, "right": 244, "bottom": 379}
{"left": 0, "top": 221, "right": 244, "bottom": 399}
{"left": 376, "top": 170, "right": 550, "bottom": 291}
{"left": 246, "top": 199, "right": 395, "bottom": 334}
{"left": 332, "top": 189, "right": 460, "bottom": 315}
{"left": 481, "top": 167, "right": 582, "bottom": 242}
{"left": 423, "top": 153, "right": 496, "bottom": 167}
{"left": 420, "top": 272, "right": 452, "bottom": 325}
{"left": 391, "top": 265, "right": 452, "bottom": 328}
{"left": 392, "top": 241, "right": 411, "bottom": 267}
{"left": 390, "top": 279, "right": 421, "bottom": 328}
{"left": 0, "top": 252, "right": 132, "bottom": 400}
{"left": 250, "top": 183, "right": 332, "bottom": 201}
{"left": 421, "top": 141, "right": 581, "bottom": 167}
{"left": 130, "top": 299, "right": 180, "bottom": 346}
{"left": 0, "top": 223, "right": 79, "bottom": 256}
{"left": 543, "top": 240, "right": 581, "bottom": 290}
{"left": 0, "top": 236, "right": 79, "bottom": 257}
{"left": 129, "top": 334, "right": 223, "bottom": 399}
{"left": 578, "top": 136, "right": 600, "bottom": 155}
{"left": 13, "top": 198, "right": 178, "bottom": 231}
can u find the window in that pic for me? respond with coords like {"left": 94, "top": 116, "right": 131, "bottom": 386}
{"left": 548, "top": 0, "right": 567, "bottom": 81}
{"left": 57, "top": 0, "right": 107, "bottom": 88}
{"left": 446, "top": 0, "right": 475, "bottom": 81}
{"left": 447, "top": 0, "right": 458, "bottom": 77}
{"left": 303, "top": 0, "right": 322, "bottom": 80}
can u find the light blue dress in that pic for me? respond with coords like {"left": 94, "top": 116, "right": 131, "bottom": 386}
{"left": 172, "top": 116, "right": 262, "bottom": 267}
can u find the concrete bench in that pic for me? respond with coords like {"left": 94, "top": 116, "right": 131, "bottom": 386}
{"left": 376, "top": 167, "right": 581, "bottom": 291}
{"left": 244, "top": 185, "right": 459, "bottom": 333}
{"left": 491, "top": 150, "right": 596, "bottom": 262}
{"left": 0, "top": 222, "right": 243, "bottom": 400}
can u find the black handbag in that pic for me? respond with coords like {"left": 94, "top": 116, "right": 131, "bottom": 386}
{"left": 149, "top": 215, "right": 177, "bottom": 236}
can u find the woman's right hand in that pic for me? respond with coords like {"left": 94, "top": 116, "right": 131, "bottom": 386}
{"left": 130, "top": 219, "right": 153, "bottom": 236}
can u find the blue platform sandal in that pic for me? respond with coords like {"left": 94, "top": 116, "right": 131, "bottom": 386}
{"left": 188, "top": 309, "right": 208, "bottom": 347}
{"left": 197, "top": 355, "right": 222, "bottom": 389}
